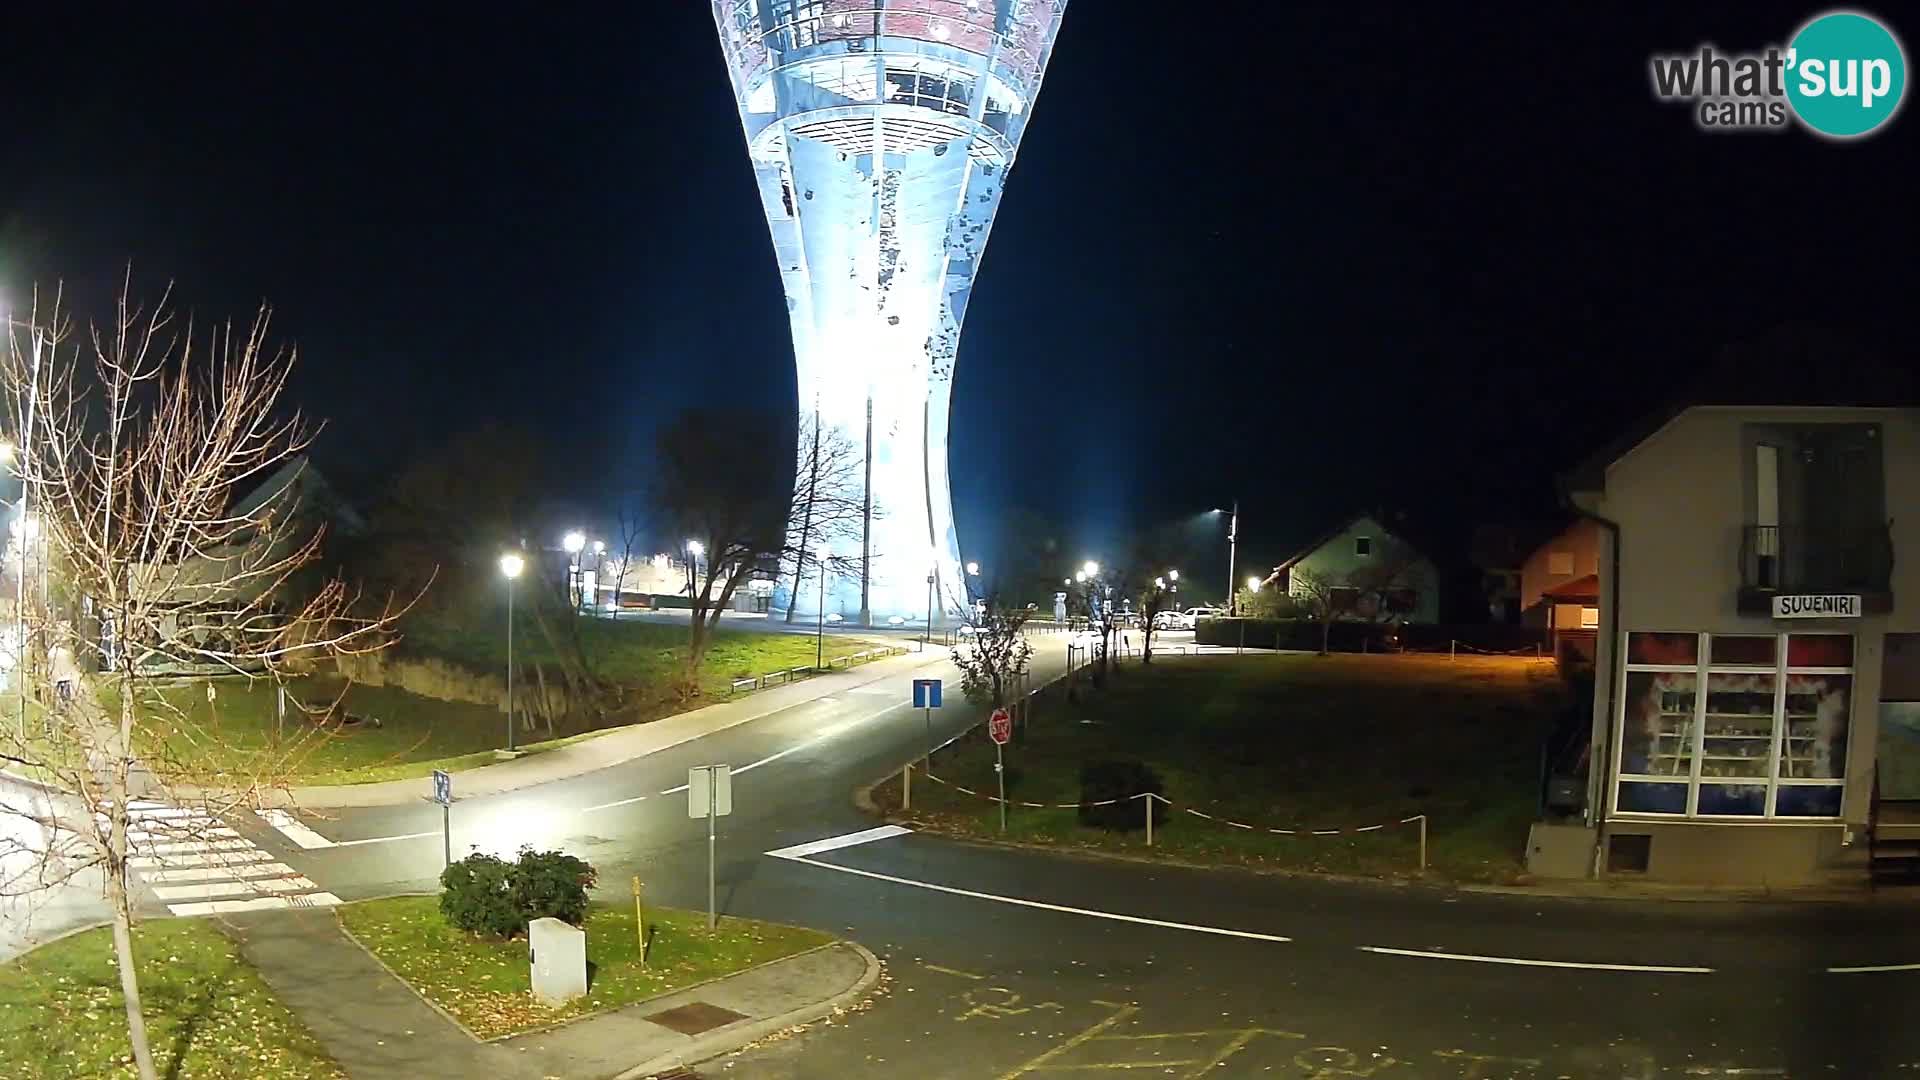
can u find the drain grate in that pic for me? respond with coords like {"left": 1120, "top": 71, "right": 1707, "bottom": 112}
{"left": 643, "top": 1001, "right": 749, "bottom": 1036}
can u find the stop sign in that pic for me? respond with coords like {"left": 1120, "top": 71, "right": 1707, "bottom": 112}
{"left": 988, "top": 708, "right": 1012, "bottom": 745}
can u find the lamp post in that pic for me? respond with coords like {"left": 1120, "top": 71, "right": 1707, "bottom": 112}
{"left": 590, "top": 540, "right": 606, "bottom": 612}
{"left": 814, "top": 546, "right": 830, "bottom": 670}
{"left": 562, "top": 531, "right": 585, "bottom": 612}
{"left": 1, "top": 440, "right": 18, "bottom": 738}
{"left": 685, "top": 540, "right": 704, "bottom": 600}
{"left": 499, "top": 552, "right": 525, "bottom": 752}
{"left": 1213, "top": 503, "right": 1240, "bottom": 615}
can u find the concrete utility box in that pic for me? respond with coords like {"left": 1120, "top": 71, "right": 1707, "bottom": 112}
{"left": 528, "top": 917, "right": 587, "bottom": 1006}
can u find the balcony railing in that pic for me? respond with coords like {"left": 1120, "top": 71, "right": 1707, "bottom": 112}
{"left": 1740, "top": 524, "right": 1893, "bottom": 594}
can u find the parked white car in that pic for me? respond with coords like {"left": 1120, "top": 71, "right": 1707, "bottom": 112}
{"left": 1184, "top": 606, "right": 1222, "bottom": 622}
{"left": 1153, "top": 610, "right": 1193, "bottom": 630}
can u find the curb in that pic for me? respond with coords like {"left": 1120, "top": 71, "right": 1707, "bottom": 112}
{"left": 610, "top": 940, "right": 883, "bottom": 1080}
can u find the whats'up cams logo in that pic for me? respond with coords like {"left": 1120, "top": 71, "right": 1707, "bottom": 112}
{"left": 1650, "top": 9, "right": 1907, "bottom": 138}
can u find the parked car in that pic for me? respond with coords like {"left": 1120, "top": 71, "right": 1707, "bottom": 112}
{"left": 1153, "top": 610, "right": 1193, "bottom": 630}
{"left": 1185, "top": 606, "right": 1222, "bottom": 621}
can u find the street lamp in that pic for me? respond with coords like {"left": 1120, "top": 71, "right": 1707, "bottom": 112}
{"left": 1248, "top": 576, "right": 1262, "bottom": 591}
{"left": 815, "top": 546, "right": 830, "bottom": 670}
{"left": 1082, "top": 560, "right": 1099, "bottom": 577}
{"left": 1212, "top": 503, "right": 1240, "bottom": 615}
{"left": 562, "top": 531, "right": 586, "bottom": 612}
{"left": 685, "top": 539, "right": 704, "bottom": 598}
{"left": 498, "top": 552, "right": 526, "bottom": 752}
{"left": 1074, "top": 570, "right": 1086, "bottom": 583}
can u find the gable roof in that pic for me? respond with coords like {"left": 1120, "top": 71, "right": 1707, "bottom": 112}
{"left": 1563, "top": 324, "right": 1914, "bottom": 495}
{"left": 1270, "top": 512, "right": 1427, "bottom": 575}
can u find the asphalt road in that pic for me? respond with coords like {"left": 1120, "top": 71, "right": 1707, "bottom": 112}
{"left": 47, "top": 630, "right": 1920, "bottom": 1076}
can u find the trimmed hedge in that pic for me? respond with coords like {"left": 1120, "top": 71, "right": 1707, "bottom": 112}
{"left": 439, "top": 847, "right": 598, "bottom": 938}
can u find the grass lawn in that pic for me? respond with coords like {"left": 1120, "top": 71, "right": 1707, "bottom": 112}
{"left": 0, "top": 920, "right": 342, "bottom": 1080}
{"left": 400, "top": 614, "right": 877, "bottom": 700}
{"left": 337, "top": 895, "right": 836, "bottom": 1038}
{"left": 875, "top": 653, "right": 1566, "bottom": 883}
{"left": 107, "top": 620, "right": 891, "bottom": 788}
{"left": 123, "top": 678, "right": 541, "bottom": 787}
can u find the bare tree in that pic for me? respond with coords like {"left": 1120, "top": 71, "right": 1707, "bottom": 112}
{"left": 653, "top": 409, "right": 789, "bottom": 697}
{"left": 781, "top": 413, "right": 867, "bottom": 624}
{"left": 951, "top": 600, "right": 1032, "bottom": 709}
{"left": 1287, "top": 538, "right": 1425, "bottom": 655}
{"left": 0, "top": 279, "right": 406, "bottom": 1080}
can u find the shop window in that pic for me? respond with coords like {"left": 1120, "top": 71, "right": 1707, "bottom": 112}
{"left": 1710, "top": 634, "right": 1777, "bottom": 667}
{"left": 1627, "top": 632, "right": 1698, "bottom": 666}
{"left": 1580, "top": 606, "right": 1599, "bottom": 629}
{"left": 1615, "top": 632, "right": 1851, "bottom": 820}
{"left": 1788, "top": 633, "right": 1853, "bottom": 668}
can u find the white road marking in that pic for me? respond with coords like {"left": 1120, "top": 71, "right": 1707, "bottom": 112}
{"left": 130, "top": 826, "right": 240, "bottom": 843}
{"left": 1358, "top": 945, "right": 1712, "bottom": 974}
{"left": 257, "top": 809, "right": 337, "bottom": 849}
{"left": 151, "top": 876, "right": 318, "bottom": 901}
{"left": 734, "top": 702, "right": 909, "bottom": 777}
{"left": 167, "top": 892, "right": 343, "bottom": 917}
{"left": 134, "top": 839, "right": 254, "bottom": 857}
{"left": 327, "top": 831, "right": 439, "bottom": 848}
{"left": 142, "top": 862, "right": 302, "bottom": 884}
{"left": 1827, "top": 962, "right": 1920, "bottom": 974}
{"left": 660, "top": 783, "right": 690, "bottom": 796}
{"left": 131, "top": 850, "right": 276, "bottom": 870}
{"left": 765, "top": 825, "right": 912, "bottom": 859}
{"left": 582, "top": 795, "right": 648, "bottom": 813}
{"left": 771, "top": 853, "right": 1291, "bottom": 943}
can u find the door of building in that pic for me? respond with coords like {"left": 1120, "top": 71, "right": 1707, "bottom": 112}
{"left": 1878, "top": 633, "right": 1920, "bottom": 801}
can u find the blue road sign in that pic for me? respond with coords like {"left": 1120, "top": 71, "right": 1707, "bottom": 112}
{"left": 912, "top": 678, "right": 943, "bottom": 709}
{"left": 431, "top": 769, "right": 453, "bottom": 806}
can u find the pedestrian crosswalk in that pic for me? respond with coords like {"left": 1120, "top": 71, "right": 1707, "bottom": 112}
{"left": 115, "top": 800, "right": 340, "bottom": 917}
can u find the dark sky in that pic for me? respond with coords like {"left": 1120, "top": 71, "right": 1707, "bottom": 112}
{"left": 1, "top": 3, "right": 1913, "bottom": 583}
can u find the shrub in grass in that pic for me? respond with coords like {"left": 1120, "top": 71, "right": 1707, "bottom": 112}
{"left": 511, "top": 847, "right": 597, "bottom": 925}
{"left": 440, "top": 852, "right": 520, "bottom": 936}
{"left": 1078, "top": 760, "right": 1166, "bottom": 831}
{"left": 439, "top": 847, "right": 599, "bottom": 937}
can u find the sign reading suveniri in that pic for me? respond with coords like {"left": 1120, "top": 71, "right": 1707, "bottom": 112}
{"left": 1772, "top": 594, "right": 1862, "bottom": 618}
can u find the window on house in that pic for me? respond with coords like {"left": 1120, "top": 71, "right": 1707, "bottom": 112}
{"left": 1548, "top": 551, "right": 1574, "bottom": 576}
{"left": 1580, "top": 606, "right": 1599, "bottom": 629}
{"left": 1615, "top": 632, "right": 1851, "bottom": 820}
{"left": 1354, "top": 536, "right": 1372, "bottom": 557}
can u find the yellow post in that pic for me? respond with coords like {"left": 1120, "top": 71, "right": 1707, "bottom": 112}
{"left": 632, "top": 875, "right": 646, "bottom": 969}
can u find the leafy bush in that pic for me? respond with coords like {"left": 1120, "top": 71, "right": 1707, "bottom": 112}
{"left": 511, "top": 847, "right": 597, "bottom": 925}
{"left": 1078, "top": 760, "right": 1166, "bottom": 831}
{"left": 439, "top": 853, "right": 520, "bottom": 937}
{"left": 438, "top": 847, "right": 598, "bottom": 938}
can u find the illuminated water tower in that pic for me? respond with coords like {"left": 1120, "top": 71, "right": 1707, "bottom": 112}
{"left": 711, "top": 1, "right": 1070, "bottom": 625}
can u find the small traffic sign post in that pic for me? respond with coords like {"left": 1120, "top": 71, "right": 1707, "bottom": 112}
{"left": 688, "top": 765, "right": 733, "bottom": 930}
{"left": 989, "top": 708, "right": 1011, "bottom": 834}
{"left": 430, "top": 770, "right": 454, "bottom": 867}
{"left": 913, "top": 678, "right": 942, "bottom": 775}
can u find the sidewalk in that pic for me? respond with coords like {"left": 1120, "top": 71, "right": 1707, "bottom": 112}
{"left": 218, "top": 907, "right": 879, "bottom": 1080}
{"left": 275, "top": 645, "right": 959, "bottom": 809}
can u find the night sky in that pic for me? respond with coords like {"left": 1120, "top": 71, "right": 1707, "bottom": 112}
{"left": 1, "top": 3, "right": 1913, "bottom": 586}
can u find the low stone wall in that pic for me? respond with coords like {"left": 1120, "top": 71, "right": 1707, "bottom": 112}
{"left": 335, "top": 650, "right": 503, "bottom": 710}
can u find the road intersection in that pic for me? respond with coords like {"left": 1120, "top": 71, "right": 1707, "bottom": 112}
{"left": 9, "top": 631, "right": 1920, "bottom": 1076}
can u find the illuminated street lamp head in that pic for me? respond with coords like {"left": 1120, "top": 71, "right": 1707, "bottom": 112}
{"left": 562, "top": 531, "right": 585, "bottom": 555}
{"left": 1168, "top": 569, "right": 1180, "bottom": 582}
{"left": 591, "top": 540, "right": 605, "bottom": 556}
{"left": 686, "top": 540, "right": 704, "bottom": 557}
{"left": 1247, "top": 576, "right": 1262, "bottom": 591}
{"left": 1082, "top": 560, "right": 1099, "bottom": 577}
{"left": 498, "top": 553, "right": 525, "bottom": 580}
{"left": 1063, "top": 578, "right": 1072, "bottom": 587}
{"left": 966, "top": 561, "right": 980, "bottom": 577}
{"left": 1074, "top": 571, "right": 1087, "bottom": 584}
{"left": 1155, "top": 577, "right": 1166, "bottom": 589}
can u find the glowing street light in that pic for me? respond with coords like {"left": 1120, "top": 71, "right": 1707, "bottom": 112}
{"left": 1082, "top": 560, "right": 1099, "bottom": 577}
{"left": 1155, "top": 577, "right": 1166, "bottom": 589}
{"left": 1247, "top": 576, "right": 1262, "bottom": 592}
{"left": 499, "top": 552, "right": 525, "bottom": 752}
{"left": 1168, "top": 569, "right": 1179, "bottom": 582}
{"left": 966, "top": 561, "right": 979, "bottom": 576}
{"left": 562, "top": 531, "right": 585, "bottom": 555}
{"left": 1074, "top": 571, "right": 1087, "bottom": 584}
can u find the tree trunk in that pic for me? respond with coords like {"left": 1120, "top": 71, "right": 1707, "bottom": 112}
{"left": 786, "top": 411, "right": 821, "bottom": 625}
{"left": 108, "top": 688, "right": 159, "bottom": 1080}
{"left": 1320, "top": 615, "right": 1331, "bottom": 656}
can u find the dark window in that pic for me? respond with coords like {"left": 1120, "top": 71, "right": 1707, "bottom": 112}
{"left": 1607, "top": 833, "right": 1653, "bottom": 872}
{"left": 1354, "top": 536, "right": 1372, "bottom": 557}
